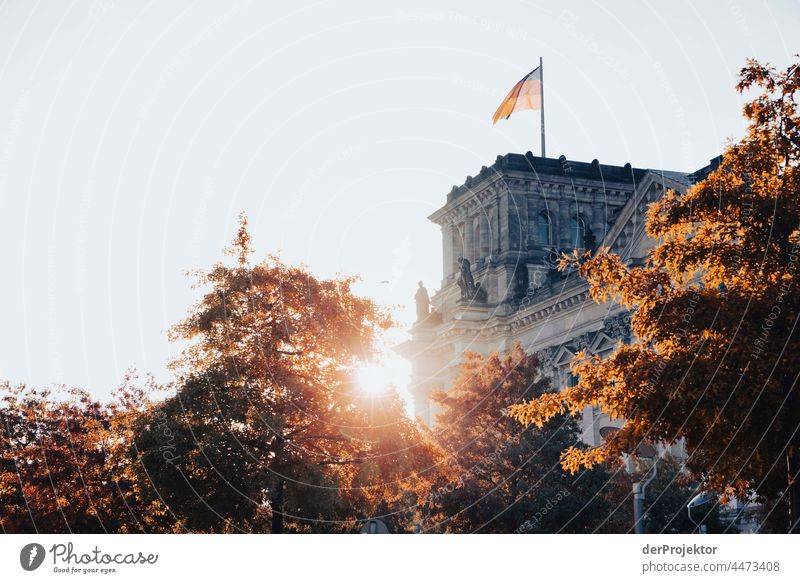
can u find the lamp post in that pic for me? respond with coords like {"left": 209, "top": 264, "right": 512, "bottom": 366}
{"left": 632, "top": 445, "right": 659, "bottom": 535}
{"left": 599, "top": 426, "right": 658, "bottom": 534}
{"left": 360, "top": 518, "right": 389, "bottom": 534}
{"left": 687, "top": 492, "right": 716, "bottom": 534}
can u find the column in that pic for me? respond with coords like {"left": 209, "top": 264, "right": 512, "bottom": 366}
{"left": 479, "top": 213, "right": 490, "bottom": 258}
{"left": 507, "top": 191, "right": 521, "bottom": 251}
{"left": 592, "top": 192, "right": 605, "bottom": 241}
{"left": 442, "top": 223, "right": 454, "bottom": 285}
{"left": 463, "top": 216, "right": 474, "bottom": 262}
{"left": 472, "top": 216, "right": 482, "bottom": 264}
{"left": 453, "top": 225, "right": 462, "bottom": 274}
{"left": 558, "top": 189, "right": 571, "bottom": 249}
{"left": 493, "top": 196, "right": 501, "bottom": 254}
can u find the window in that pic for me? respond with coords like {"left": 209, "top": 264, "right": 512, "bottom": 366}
{"left": 537, "top": 213, "right": 551, "bottom": 244}
{"left": 570, "top": 216, "right": 585, "bottom": 248}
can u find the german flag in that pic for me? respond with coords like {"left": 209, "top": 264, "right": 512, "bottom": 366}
{"left": 492, "top": 66, "right": 542, "bottom": 124}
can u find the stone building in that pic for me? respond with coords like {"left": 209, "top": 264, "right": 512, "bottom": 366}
{"left": 397, "top": 152, "right": 719, "bottom": 445}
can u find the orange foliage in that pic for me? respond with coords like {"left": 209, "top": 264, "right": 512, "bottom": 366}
{"left": 510, "top": 58, "right": 800, "bottom": 505}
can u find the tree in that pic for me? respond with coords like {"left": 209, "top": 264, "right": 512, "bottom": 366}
{"left": 342, "top": 390, "right": 448, "bottom": 533}
{"left": 509, "top": 58, "right": 800, "bottom": 531}
{"left": 129, "top": 214, "right": 393, "bottom": 532}
{"left": 421, "top": 345, "right": 616, "bottom": 533}
{"left": 0, "top": 379, "right": 149, "bottom": 533}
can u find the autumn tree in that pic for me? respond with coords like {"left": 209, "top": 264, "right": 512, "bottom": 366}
{"left": 0, "top": 379, "right": 151, "bottom": 533}
{"left": 129, "top": 214, "right": 393, "bottom": 533}
{"left": 509, "top": 58, "right": 800, "bottom": 532}
{"left": 421, "top": 346, "right": 616, "bottom": 533}
{"left": 341, "top": 389, "right": 448, "bottom": 533}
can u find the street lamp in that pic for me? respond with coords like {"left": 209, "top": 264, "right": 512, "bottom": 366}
{"left": 632, "top": 444, "right": 659, "bottom": 534}
{"left": 360, "top": 518, "right": 389, "bottom": 534}
{"left": 687, "top": 491, "right": 716, "bottom": 534}
{"left": 600, "top": 426, "right": 658, "bottom": 534}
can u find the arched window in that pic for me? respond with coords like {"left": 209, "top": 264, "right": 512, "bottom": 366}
{"left": 537, "top": 213, "right": 551, "bottom": 244}
{"left": 570, "top": 216, "right": 585, "bottom": 248}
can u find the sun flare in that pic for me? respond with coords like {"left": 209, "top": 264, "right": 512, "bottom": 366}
{"left": 353, "top": 354, "right": 412, "bottom": 413}
{"left": 355, "top": 363, "right": 393, "bottom": 395}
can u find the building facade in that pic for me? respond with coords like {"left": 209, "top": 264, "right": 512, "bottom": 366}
{"left": 397, "top": 152, "right": 718, "bottom": 445}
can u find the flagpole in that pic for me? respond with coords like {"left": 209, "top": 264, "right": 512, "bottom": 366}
{"left": 539, "top": 56, "right": 546, "bottom": 158}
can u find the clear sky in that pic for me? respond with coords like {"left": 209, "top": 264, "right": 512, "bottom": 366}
{"left": 0, "top": 0, "right": 797, "bottom": 400}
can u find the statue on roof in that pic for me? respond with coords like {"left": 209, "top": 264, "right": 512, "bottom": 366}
{"left": 457, "top": 257, "right": 475, "bottom": 300}
{"left": 414, "top": 281, "right": 430, "bottom": 322}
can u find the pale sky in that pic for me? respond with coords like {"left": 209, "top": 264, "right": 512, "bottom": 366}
{"left": 0, "top": 0, "right": 797, "bottom": 400}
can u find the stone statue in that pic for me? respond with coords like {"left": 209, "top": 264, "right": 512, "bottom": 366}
{"left": 456, "top": 256, "right": 487, "bottom": 302}
{"left": 457, "top": 256, "right": 476, "bottom": 300}
{"left": 414, "top": 281, "right": 430, "bottom": 322}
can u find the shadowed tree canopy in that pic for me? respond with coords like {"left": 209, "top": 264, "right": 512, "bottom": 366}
{"left": 509, "top": 58, "right": 800, "bottom": 528}
{"left": 0, "top": 374, "right": 156, "bottom": 534}
{"left": 421, "top": 346, "right": 616, "bottom": 533}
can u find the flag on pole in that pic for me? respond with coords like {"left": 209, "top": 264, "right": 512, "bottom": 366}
{"left": 492, "top": 66, "right": 542, "bottom": 124}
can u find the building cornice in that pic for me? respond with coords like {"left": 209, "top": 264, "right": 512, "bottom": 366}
{"left": 428, "top": 153, "right": 649, "bottom": 225}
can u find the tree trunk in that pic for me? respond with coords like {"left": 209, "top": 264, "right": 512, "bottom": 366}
{"left": 788, "top": 446, "right": 800, "bottom": 533}
{"left": 271, "top": 478, "right": 285, "bottom": 534}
